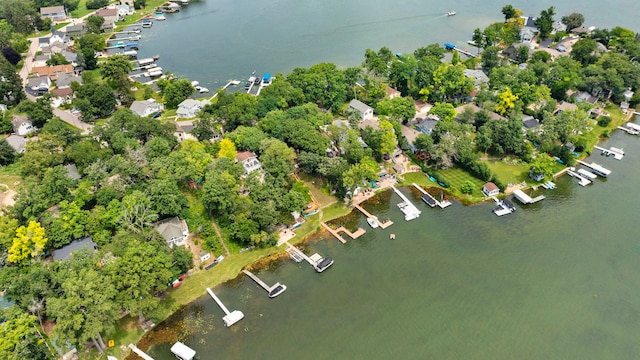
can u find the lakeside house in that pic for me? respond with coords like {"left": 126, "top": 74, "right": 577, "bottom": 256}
{"left": 235, "top": 151, "right": 262, "bottom": 175}
{"left": 52, "top": 237, "right": 98, "bottom": 261}
{"left": 96, "top": 8, "right": 119, "bottom": 27}
{"left": 12, "top": 115, "right": 35, "bottom": 136}
{"left": 463, "top": 69, "right": 489, "bottom": 87}
{"left": 348, "top": 99, "right": 374, "bottom": 121}
{"left": 130, "top": 99, "right": 164, "bottom": 117}
{"left": 177, "top": 99, "right": 210, "bottom": 118}
{"left": 155, "top": 217, "right": 190, "bottom": 248}
{"left": 6, "top": 135, "right": 27, "bottom": 153}
{"left": 40, "top": 6, "right": 67, "bottom": 21}
{"left": 31, "top": 64, "right": 74, "bottom": 81}
{"left": 414, "top": 100, "right": 432, "bottom": 114}
{"left": 482, "top": 182, "right": 500, "bottom": 197}
{"left": 65, "top": 24, "right": 85, "bottom": 39}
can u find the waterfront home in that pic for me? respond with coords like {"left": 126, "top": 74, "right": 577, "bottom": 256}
{"left": 348, "top": 99, "right": 374, "bottom": 121}
{"left": 56, "top": 73, "right": 82, "bottom": 88}
{"left": 155, "top": 217, "right": 190, "bottom": 247}
{"left": 96, "top": 8, "right": 119, "bottom": 26}
{"left": 415, "top": 117, "right": 438, "bottom": 135}
{"left": 463, "top": 69, "right": 489, "bottom": 87}
{"left": 50, "top": 87, "right": 74, "bottom": 106}
{"left": 52, "top": 237, "right": 98, "bottom": 261}
{"left": 385, "top": 87, "right": 401, "bottom": 99}
{"left": 6, "top": 135, "right": 27, "bottom": 153}
{"left": 529, "top": 169, "right": 545, "bottom": 182}
{"left": 176, "top": 99, "right": 210, "bottom": 118}
{"left": 65, "top": 24, "right": 85, "bottom": 39}
{"left": 553, "top": 101, "right": 578, "bottom": 115}
{"left": 31, "top": 64, "right": 74, "bottom": 81}
{"left": 40, "top": 6, "right": 67, "bottom": 21}
{"left": 521, "top": 15, "right": 538, "bottom": 33}
{"left": 12, "top": 115, "right": 35, "bottom": 136}
{"left": 401, "top": 125, "right": 421, "bottom": 151}
{"left": 502, "top": 43, "right": 532, "bottom": 62}
{"left": 482, "top": 182, "right": 500, "bottom": 197}
{"left": 235, "top": 151, "right": 262, "bottom": 175}
{"left": 118, "top": 4, "right": 135, "bottom": 18}
{"left": 130, "top": 99, "right": 164, "bottom": 117}
{"left": 520, "top": 28, "right": 535, "bottom": 43}
{"left": 27, "top": 76, "right": 52, "bottom": 94}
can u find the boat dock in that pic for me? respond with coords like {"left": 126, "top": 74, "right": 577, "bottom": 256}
{"left": 242, "top": 270, "right": 286, "bottom": 298}
{"left": 577, "top": 161, "right": 611, "bottom": 177}
{"left": 107, "top": 35, "right": 141, "bottom": 42}
{"left": 209, "top": 80, "right": 240, "bottom": 100}
{"left": 626, "top": 122, "right": 640, "bottom": 132}
{"left": 594, "top": 145, "right": 624, "bottom": 160}
{"left": 286, "top": 243, "right": 333, "bottom": 272}
{"left": 567, "top": 169, "right": 592, "bottom": 186}
{"left": 412, "top": 183, "right": 452, "bottom": 208}
{"left": 444, "top": 43, "right": 477, "bottom": 58}
{"left": 618, "top": 126, "right": 639, "bottom": 135}
{"left": 113, "top": 29, "right": 141, "bottom": 35}
{"left": 205, "top": 288, "right": 244, "bottom": 327}
{"left": 512, "top": 189, "right": 545, "bottom": 204}
{"left": 128, "top": 344, "right": 155, "bottom": 360}
{"left": 353, "top": 205, "right": 393, "bottom": 228}
{"left": 577, "top": 168, "right": 597, "bottom": 180}
{"left": 492, "top": 198, "right": 516, "bottom": 216}
{"left": 320, "top": 222, "right": 366, "bottom": 244}
{"left": 391, "top": 186, "right": 421, "bottom": 221}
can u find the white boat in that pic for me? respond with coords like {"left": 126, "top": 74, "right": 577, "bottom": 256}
{"left": 170, "top": 342, "right": 196, "bottom": 360}
{"left": 367, "top": 217, "right": 379, "bottom": 229}
{"left": 191, "top": 80, "right": 199, "bottom": 86}
{"left": 195, "top": 86, "right": 209, "bottom": 93}
{"left": 154, "top": 14, "right": 166, "bottom": 20}
{"left": 446, "top": 11, "right": 456, "bottom": 16}
{"left": 268, "top": 284, "right": 287, "bottom": 298}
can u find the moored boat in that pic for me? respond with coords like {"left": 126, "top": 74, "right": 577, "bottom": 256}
{"left": 367, "top": 217, "right": 379, "bottom": 229}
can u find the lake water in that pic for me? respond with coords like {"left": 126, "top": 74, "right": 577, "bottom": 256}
{"left": 137, "top": 0, "right": 640, "bottom": 90}
{"left": 134, "top": 2, "right": 640, "bottom": 359}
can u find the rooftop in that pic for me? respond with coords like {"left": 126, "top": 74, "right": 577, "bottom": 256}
{"left": 52, "top": 237, "right": 97, "bottom": 261}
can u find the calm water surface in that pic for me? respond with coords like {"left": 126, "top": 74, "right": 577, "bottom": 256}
{"left": 137, "top": 2, "right": 640, "bottom": 359}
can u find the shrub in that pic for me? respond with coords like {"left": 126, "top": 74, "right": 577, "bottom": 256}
{"left": 597, "top": 116, "right": 612, "bottom": 127}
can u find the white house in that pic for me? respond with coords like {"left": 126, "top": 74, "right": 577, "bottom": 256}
{"left": 40, "top": 6, "right": 67, "bottom": 21}
{"left": 482, "top": 182, "right": 500, "bottom": 197}
{"left": 12, "top": 115, "right": 35, "bottom": 136}
{"left": 27, "top": 76, "right": 52, "bottom": 94}
{"left": 177, "top": 99, "right": 210, "bottom": 118}
{"left": 235, "top": 151, "right": 262, "bottom": 175}
{"left": 155, "top": 217, "right": 190, "bottom": 247}
{"left": 348, "top": 99, "right": 374, "bottom": 121}
{"left": 130, "top": 99, "right": 164, "bottom": 117}
{"left": 118, "top": 4, "right": 134, "bottom": 18}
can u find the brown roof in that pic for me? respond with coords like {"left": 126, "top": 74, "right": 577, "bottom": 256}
{"left": 235, "top": 151, "right": 257, "bottom": 162}
{"left": 96, "top": 8, "right": 118, "bottom": 17}
{"left": 51, "top": 87, "right": 73, "bottom": 97}
{"left": 40, "top": 6, "right": 65, "bottom": 14}
{"left": 484, "top": 182, "right": 499, "bottom": 191}
{"left": 31, "top": 64, "right": 74, "bottom": 78}
{"left": 385, "top": 87, "right": 401, "bottom": 98}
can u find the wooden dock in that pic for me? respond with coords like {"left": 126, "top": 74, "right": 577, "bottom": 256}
{"left": 129, "top": 344, "right": 155, "bottom": 360}
{"left": 353, "top": 205, "right": 393, "bottom": 229}
{"left": 412, "top": 183, "right": 452, "bottom": 208}
{"left": 321, "top": 222, "right": 346, "bottom": 243}
{"left": 321, "top": 222, "right": 366, "bottom": 243}
{"left": 242, "top": 270, "right": 284, "bottom": 295}
{"left": 209, "top": 80, "right": 240, "bottom": 100}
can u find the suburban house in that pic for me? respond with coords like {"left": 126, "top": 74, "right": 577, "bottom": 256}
{"left": 40, "top": 6, "right": 67, "bottom": 21}
{"left": 6, "top": 135, "right": 27, "bottom": 153}
{"left": 348, "top": 99, "right": 374, "bottom": 121}
{"left": 32, "top": 54, "right": 50, "bottom": 67}
{"left": 401, "top": 125, "right": 421, "bottom": 152}
{"left": 482, "top": 182, "right": 500, "bottom": 197}
{"left": 415, "top": 117, "right": 438, "bottom": 135}
{"left": 463, "top": 69, "right": 489, "bottom": 87}
{"left": 51, "top": 87, "right": 74, "bottom": 106}
{"left": 454, "top": 103, "right": 505, "bottom": 121}
{"left": 235, "top": 151, "right": 262, "bottom": 175}
{"left": 27, "top": 76, "right": 52, "bottom": 94}
{"left": 52, "top": 237, "right": 98, "bottom": 261}
{"left": 96, "top": 8, "right": 119, "bottom": 26}
{"left": 502, "top": 43, "right": 533, "bottom": 62}
{"left": 522, "top": 115, "right": 540, "bottom": 130}
{"left": 171, "top": 121, "right": 198, "bottom": 142}
{"left": 12, "top": 115, "right": 35, "bottom": 136}
{"left": 385, "top": 87, "right": 401, "bottom": 99}
{"left": 573, "top": 91, "right": 598, "bottom": 104}
{"left": 520, "top": 28, "right": 535, "bottom": 43}
{"left": 529, "top": 169, "right": 545, "bottom": 182}
{"left": 31, "top": 64, "right": 74, "bottom": 81}
{"left": 118, "top": 4, "right": 134, "bottom": 18}
{"left": 130, "top": 99, "right": 164, "bottom": 117}
{"left": 155, "top": 217, "right": 190, "bottom": 247}
{"left": 359, "top": 118, "right": 380, "bottom": 131}
{"left": 414, "top": 100, "right": 432, "bottom": 114}
{"left": 554, "top": 101, "right": 578, "bottom": 115}
{"left": 177, "top": 99, "right": 210, "bottom": 118}
{"left": 56, "top": 73, "right": 82, "bottom": 88}
{"left": 65, "top": 24, "right": 85, "bottom": 39}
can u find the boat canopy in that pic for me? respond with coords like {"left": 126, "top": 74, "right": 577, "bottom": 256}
{"left": 170, "top": 342, "right": 196, "bottom": 360}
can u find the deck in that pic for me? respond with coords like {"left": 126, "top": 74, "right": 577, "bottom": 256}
{"left": 242, "top": 270, "right": 285, "bottom": 296}
{"left": 618, "top": 126, "right": 639, "bottom": 135}
{"left": 594, "top": 145, "right": 624, "bottom": 160}
{"left": 320, "top": 222, "right": 366, "bottom": 243}
{"left": 512, "top": 189, "right": 545, "bottom": 204}
{"left": 353, "top": 205, "right": 393, "bottom": 229}
{"left": 391, "top": 186, "right": 421, "bottom": 221}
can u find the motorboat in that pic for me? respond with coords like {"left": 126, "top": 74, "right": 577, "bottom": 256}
{"left": 446, "top": 11, "right": 456, "bottom": 16}
{"left": 367, "top": 217, "right": 379, "bottom": 229}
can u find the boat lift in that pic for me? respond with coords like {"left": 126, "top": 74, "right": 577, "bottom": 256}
{"left": 205, "top": 288, "right": 244, "bottom": 327}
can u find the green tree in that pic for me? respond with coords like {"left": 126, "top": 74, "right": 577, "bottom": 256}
{"left": 428, "top": 102, "right": 457, "bottom": 122}
{"left": 501, "top": 4, "right": 516, "bottom": 21}
{"left": 342, "top": 157, "right": 378, "bottom": 190}
{"left": 460, "top": 181, "right": 474, "bottom": 194}
{"left": 535, "top": 6, "right": 556, "bottom": 39}
{"left": 561, "top": 12, "right": 585, "bottom": 31}
{"left": 85, "top": 15, "right": 105, "bottom": 34}
{"left": 0, "top": 55, "right": 25, "bottom": 106}
{"left": 191, "top": 114, "right": 219, "bottom": 141}
{"left": 147, "top": 177, "right": 187, "bottom": 219}
{"left": 77, "top": 34, "right": 105, "bottom": 52}
{"left": 571, "top": 38, "right": 598, "bottom": 65}
{"left": 227, "top": 125, "right": 268, "bottom": 152}
{"left": 15, "top": 96, "right": 53, "bottom": 128}
{"left": 0, "top": 307, "right": 46, "bottom": 360}
{"left": 8, "top": 221, "right": 48, "bottom": 265}
{"left": 259, "top": 138, "right": 296, "bottom": 179}
{"left": 217, "top": 138, "right": 237, "bottom": 160}
{"left": 480, "top": 46, "right": 501, "bottom": 73}
{"left": 495, "top": 87, "right": 518, "bottom": 115}
{"left": 0, "top": 139, "right": 16, "bottom": 165}
{"left": 118, "top": 191, "right": 157, "bottom": 233}
{"left": 163, "top": 79, "right": 195, "bottom": 108}
{"left": 202, "top": 170, "right": 239, "bottom": 216}
{"left": 99, "top": 54, "right": 133, "bottom": 81}
{"left": 73, "top": 83, "right": 116, "bottom": 121}
{"left": 375, "top": 96, "right": 416, "bottom": 123}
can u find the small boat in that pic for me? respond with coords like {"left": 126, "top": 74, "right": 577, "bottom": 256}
{"left": 170, "top": 342, "right": 196, "bottom": 360}
{"left": 254, "top": 76, "right": 261, "bottom": 85}
{"left": 152, "top": 54, "right": 160, "bottom": 61}
{"left": 446, "top": 11, "right": 456, "bottom": 16}
{"left": 195, "top": 86, "right": 209, "bottom": 93}
{"left": 367, "top": 217, "right": 379, "bottom": 229}
{"left": 154, "top": 14, "right": 166, "bottom": 20}
{"left": 268, "top": 284, "right": 287, "bottom": 298}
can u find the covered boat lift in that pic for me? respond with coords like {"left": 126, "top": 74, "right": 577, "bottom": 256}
{"left": 170, "top": 342, "right": 196, "bottom": 360}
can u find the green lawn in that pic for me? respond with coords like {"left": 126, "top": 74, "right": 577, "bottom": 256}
{"left": 401, "top": 168, "right": 487, "bottom": 202}
{"left": 484, "top": 159, "right": 530, "bottom": 185}
{"left": 0, "top": 164, "right": 22, "bottom": 191}
{"left": 70, "top": 0, "right": 93, "bottom": 18}
{"left": 297, "top": 173, "right": 339, "bottom": 208}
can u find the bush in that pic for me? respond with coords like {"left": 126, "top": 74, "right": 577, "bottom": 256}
{"left": 86, "top": 0, "right": 109, "bottom": 9}
{"left": 597, "top": 116, "right": 612, "bottom": 127}
{"left": 460, "top": 181, "right": 474, "bottom": 194}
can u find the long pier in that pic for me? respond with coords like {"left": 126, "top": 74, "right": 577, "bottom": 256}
{"left": 618, "top": 126, "right": 639, "bottom": 135}
{"left": 129, "top": 344, "right": 155, "bottom": 360}
{"left": 286, "top": 243, "right": 316, "bottom": 266}
{"left": 320, "top": 222, "right": 366, "bottom": 243}
{"left": 391, "top": 186, "right": 421, "bottom": 221}
{"left": 242, "top": 270, "right": 286, "bottom": 297}
{"left": 594, "top": 145, "right": 624, "bottom": 160}
{"left": 577, "top": 160, "right": 611, "bottom": 177}
{"left": 353, "top": 205, "right": 393, "bottom": 228}
{"left": 206, "top": 288, "right": 244, "bottom": 327}
{"left": 285, "top": 243, "right": 333, "bottom": 272}
{"left": 512, "top": 189, "right": 545, "bottom": 204}
{"left": 412, "top": 183, "right": 452, "bottom": 208}
{"left": 567, "top": 169, "right": 592, "bottom": 186}
{"left": 209, "top": 80, "right": 240, "bottom": 100}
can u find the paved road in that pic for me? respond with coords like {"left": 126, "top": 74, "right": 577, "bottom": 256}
{"left": 53, "top": 108, "right": 94, "bottom": 134}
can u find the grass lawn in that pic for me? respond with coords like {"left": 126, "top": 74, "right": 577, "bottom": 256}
{"left": 484, "top": 159, "right": 530, "bottom": 185}
{"left": 429, "top": 168, "right": 487, "bottom": 201}
{"left": 320, "top": 202, "right": 351, "bottom": 222}
{"left": 297, "top": 173, "right": 338, "bottom": 208}
{"left": 0, "top": 164, "right": 22, "bottom": 191}
{"left": 70, "top": 0, "right": 93, "bottom": 18}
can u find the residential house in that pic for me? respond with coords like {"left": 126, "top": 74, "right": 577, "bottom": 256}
{"left": 176, "top": 99, "right": 210, "bottom": 118}
{"left": 155, "top": 217, "right": 189, "bottom": 248}
{"left": 415, "top": 117, "right": 438, "bottom": 135}
{"left": 571, "top": 27, "right": 591, "bottom": 36}
{"left": 118, "top": 4, "right": 134, "bottom": 18}
{"left": 573, "top": 91, "right": 597, "bottom": 104}
{"left": 482, "top": 182, "right": 500, "bottom": 197}
{"left": 40, "top": 6, "right": 67, "bottom": 21}
{"left": 27, "top": 76, "right": 52, "bottom": 94}
{"left": 414, "top": 100, "right": 432, "bottom": 114}
{"left": 130, "top": 99, "right": 164, "bottom": 117}
{"left": 52, "top": 237, "right": 98, "bottom": 261}
{"left": 12, "top": 115, "right": 35, "bottom": 136}
{"left": 235, "top": 151, "right": 262, "bottom": 175}
{"left": 620, "top": 101, "right": 630, "bottom": 114}
{"left": 32, "top": 54, "right": 51, "bottom": 67}
{"left": 65, "top": 164, "right": 81, "bottom": 180}
{"left": 6, "top": 135, "right": 27, "bottom": 153}
{"left": 31, "top": 64, "right": 74, "bottom": 81}
{"left": 61, "top": 51, "right": 79, "bottom": 69}
{"left": 49, "top": 30, "right": 68, "bottom": 46}
{"left": 554, "top": 101, "right": 578, "bottom": 115}
{"left": 56, "top": 73, "right": 82, "bottom": 88}
{"left": 50, "top": 87, "right": 74, "bottom": 106}
{"left": 358, "top": 118, "right": 380, "bottom": 131}
{"left": 502, "top": 43, "right": 532, "bottom": 62}
{"left": 401, "top": 125, "right": 421, "bottom": 152}
{"left": 348, "top": 99, "right": 374, "bottom": 121}
{"left": 529, "top": 169, "right": 545, "bottom": 182}
{"left": 101, "top": 21, "right": 115, "bottom": 33}
{"left": 552, "top": 21, "right": 567, "bottom": 34}
{"left": 521, "top": 15, "right": 538, "bottom": 33}
{"left": 96, "top": 8, "right": 119, "bottom": 26}
{"left": 463, "top": 69, "right": 489, "bottom": 87}
{"left": 171, "top": 121, "right": 198, "bottom": 142}
{"left": 385, "top": 87, "right": 401, "bottom": 99}
{"left": 623, "top": 89, "right": 634, "bottom": 103}
{"left": 520, "top": 28, "right": 535, "bottom": 43}
{"left": 454, "top": 103, "right": 504, "bottom": 121}
{"left": 522, "top": 115, "right": 540, "bottom": 130}
{"left": 65, "top": 24, "right": 85, "bottom": 39}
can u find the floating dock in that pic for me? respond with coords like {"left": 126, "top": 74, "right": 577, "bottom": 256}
{"left": 412, "top": 183, "right": 452, "bottom": 208}
{"left": 205, "top": 288, "right": 244, "bottom": 327}
{"left": 567, "top": 169, "right": 592, "bottom": 186}
{"left": 353, "top": 205, "right": 393, "bottom": 228}
{"left": 618, "top": 126, "right": 639, "bottom": 135}
{"left": 128, "top": 344, "right": 155, "bottom": 360}
{"left": 577, "top": 161, "right": 611, "bottom": 177}
{"left": 594, "top": 145, "right": 624, "bottom": 160}
{"left": 492, "top": 198, "right": 516, "bottom": 216}
{"left": 391, "top": 186, "right": 421, "bottom": 221}
{"left": 512, "top": 189, "right": 545, "bottom": 204}
{"left": 286, "top": 243, "right": 333, "bottom": 272}
{"left": 626, "top": 122, "right": 640, "bottom": 132}
{"left": 320, "top": 222, "right": 365, "bottom": 243}
{"left": 242, "top": 270, "right": 286, "bottom": 298}
{"left": 577, "top": 168, "right": 597, "bottom": 180}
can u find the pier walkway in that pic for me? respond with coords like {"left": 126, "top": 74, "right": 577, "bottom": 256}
{"left": 242, "top": 270, "right": 285, "bottom": 297}
{"left": 320, "top": 222, "right": 366, "bottom": 243}
{"left": 285, "top": 242, "right": 333, "bottom": 272}
{"left": 594, "top": 145, "right": 624, "bottom": 160}
{"left": 577, "top": 160, "right": 611, "bottom": 177}
{"left": 412, "top": 183, "right": 452, "bottom": 208}
{"left": 206, "top": 288, "right": 244, "bottom": 327}
{"left": 618, "top": 126, "right": 639, "bottom": 135}
{"left": 512, "top": 189, "right": 545, "bottom": 204}
{"left": 209, "top": 80, "right": 240, "bottom": 100}
{"left": 391, "top": 186, "right": 421, "bottom": 221}
{"left": 353, "top": 205, "right": 393, "bottom": 228}
{"left": 129, "top": 344, "right": 155, "bottom": 360}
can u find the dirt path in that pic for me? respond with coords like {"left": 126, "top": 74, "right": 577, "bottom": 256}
{"left": 210, "top": 212, "right": 230, "bottom": 256}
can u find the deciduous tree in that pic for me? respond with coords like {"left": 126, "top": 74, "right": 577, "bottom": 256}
{"left": 8, "top": 221, "right": 48, "bottom": 265}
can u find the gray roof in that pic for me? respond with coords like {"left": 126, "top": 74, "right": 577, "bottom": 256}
{"left": 155, "top": 217, "right": 187, "bottom": 243}
{"left": 52, "top": 237, "right": 97, "bottom": 261}
{"left": 56, "top": 73, "right": 81, "bottom": 88}
{"left": 522, "top": 115, "right": 540, "bottom": 129}
{"left": 348, "top": 99, "right": 373, "bottom": 113}
{"left": 12, "top": 115, "right": 31, "bottom": 128}
{"left": 463, "top": 69, "right": 489, "bottom": 86}
{"left": 66, "top": 24, "right": 84, "bottom": 33}
{"left": 6, "top": 135, "right": 26, "bottom": 152}
{"left": 65, "top": 163, "right": 81, "bottom": 180}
